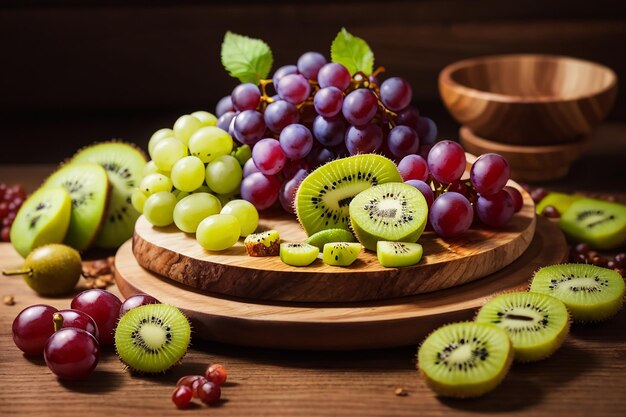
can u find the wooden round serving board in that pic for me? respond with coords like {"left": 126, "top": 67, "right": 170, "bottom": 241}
{"left": 116, "top": 217, "right": 567, "bottom": 350}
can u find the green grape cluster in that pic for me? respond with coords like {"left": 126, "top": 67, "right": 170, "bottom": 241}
{"left": 133, "top": 111, "right": 259, "bottom": 251}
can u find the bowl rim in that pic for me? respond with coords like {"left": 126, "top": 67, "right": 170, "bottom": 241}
{"left": 439, "top": 53, "right": 618, "bottom": 104}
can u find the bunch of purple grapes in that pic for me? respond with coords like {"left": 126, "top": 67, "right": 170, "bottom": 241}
{"left": 400, "top": 140, "right": 524, "bottom": 237}
{"left": 214, "top": 51, "right": 437, "bottom": 213}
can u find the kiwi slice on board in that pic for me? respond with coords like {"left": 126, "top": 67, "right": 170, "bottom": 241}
{"left": 530, "top": 263, "right": 625, "bottom": 321}
{"left": 43, "top": 162, "right": 110, "bottom": 251}
{"left": 349, "top": 182, "right": 428, "bottom": 251}
{"left": 9, "top": 187, "right": 72, "bottom": 258}
{"left": 280, "top": 243, "right": 319, "bottom": 266}
{"left": 376, "top": 241, "right": 423, "bottom": 268}
{"left": 475, "top": 292, "right": 570, "bottom": 362}
{"left": 244, "top": 230, "right": 280, "bottom": 256}
{"left": 535, "top": 192, "right": 583, "bottom": 216}
{"left": 71, "top": 142, "right": 147, "bottom": 248}
{"left": 295, "top": 154, "right": 402, "bottom": 236}
{"left": 559, "top": 198, "right": 626, "bottom": 250}
{"left": 304, "top": 228, "right": 355, "bottom": 251}
{"left": 417, "top": 322, "right": 513, "bottom": 398}
{"left": 114, "top": 304, "right": 191, "bottom": 373}
{"left": 322, "top": 242, "right": 362, "bottom": 266}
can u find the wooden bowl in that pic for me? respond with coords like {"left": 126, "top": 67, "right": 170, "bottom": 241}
{"left": 439, "top": 54, "right": 617, "bottom": 145}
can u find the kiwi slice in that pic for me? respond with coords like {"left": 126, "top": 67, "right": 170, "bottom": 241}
{"left": 530, "top": 263, "right": 625, "bottom": 321}
{"left": 244, "top": 230, "right": 280, "bottom": 256}
{"left": 304, "top": 228, "right": 355, "bottom": 251}
{"left": 536, "top": 192, "right": 583, "bottom": 216}
{"left": 295, "top": 154, "right": 402, "bottom": 236}
{"left": 43, "top": 162, "right": 110, "bottom": 251}
{"left": 376, "top": 241, "right": 423, "bottom": 268}
{"left": 10, "top": 187, "right": 72, "bottom": 258}
{"left": 72, "top": 142, "right": 147, "bottom": 248}
{"left": 475, "top": 292, "right": 570, "bottom": 362}
{"left": 322, "top": 242, "right": 362, "bottom": 266}
{"left": 115, "top": 303, "right": 191, "bottom": 373}
{"left": 349, "top": 182, "right": 428, "bottom": 251}
{"left": 280, "top": 243, "right": 319, "bottom": 266}
{"left": 559, "top": 198, "right": 626, "bottom": 250}
{"left": 417, "top": 322, "right": 513, "bottom": 398}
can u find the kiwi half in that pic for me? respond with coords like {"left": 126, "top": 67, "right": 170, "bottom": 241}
{"left": 280, "top": 243, "right": 319, "bottom": 266}
{"left": 304, "top": 228, "right": 355, "bottom": 251}
{"left": 376, "top": 241, "right": 423, "bottom": 268}
{"left": 295, "top": 154, "right": 402, "bottom": 236}
{"left": 417, "top": 322, "right": 513, "bottom": 398}
{"left": 72, "top": 142, "right": 147, "bottom": 248}
{"left": 530, "top": 263, "right": 625, "bottom": 321}
{"left": 43, "top": 162, "right": 110, "bottom": 251}
{"left": 475, "top": 292, "right": 570, "bottom": 362}
{"left": 114, "top": 304, "right": 191, "bottom": 373}
{"left": 559, "top": 198, "right": 626, "bottom": 250}
{"left": 349, "top": 182, "right": 428, "bottom": 251}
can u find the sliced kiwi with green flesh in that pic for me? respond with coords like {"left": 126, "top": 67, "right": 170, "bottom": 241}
{"left": 535, "top": 192, "right": 583, "bottom": 216}
{"left": 280, "top": 243, "right": 319, "bottom": 266}
{"left": 304, "top": 228, "right": 355, "bottom": 251}
{"left": 115, "top": 304, "right": 191, "bottom": 373}
{"left": 530, "top": 263, "right": 625, "bottom": 321}
{"left": 43, "top": 163, "right": 110, "bottom": 251}
{"left": 349, "top": 182, "right": 428, "bottom": 251}
{"left": 322, "top": 242, "right": 362, "bottom": 266}
{"left": 377, "top": 241, "right": 423, "bottom": 268}
{"left": 295, "top": 154, "right": 402, "bottom": 236}
{"left": 559, "top": 198, "right": 626, "bottom": 250}
{"left": 9, "top": 187, "right": 72, "bottom": 258}
{"left": 475, "top": 292, "right": 569, "bottom": 362}
{"left": 417, "top": 322, "right": 513, "bottom": 398}
{"left": 71, "top": 142, "right": 147, "bottom": 248}
{"left": 244, "top": 229, "right": 280, "bottom": 256}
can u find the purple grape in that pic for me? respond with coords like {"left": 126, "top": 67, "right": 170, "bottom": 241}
{"left": 427, "top": 140, "right": 466, "bottom": 184}
{"left": 405, "top": 180, "right": 434, "bottom": 207}
{"left": 233, "top": 110, "right": 266, "bottom": 145}
{"left": 395, "top": 107, "right": 420, "bottom": 130}
{"left": 342, "top": 88, "right": 378, "bottom": 126}
{"left": 318, "top": 63, "right": 351, "bottom": 91}
{"left": 264, "top": 100, "right": 299, "bottom": 133}
{"left": 313, "top": 86, "right": 343, "bottom": 118}
{"left": 216, "top": 95, "right": 234, "bottom": 117}
{"left": 398, "top": 154, "right": 429, "bottom": 182}
{"left": 380, "top": 77, "right": 412, "bottom": 111}
{"left": 240, "top": 172, "right": 280, "bottom": 210}
{"left": 297, "top": 52, "right": 327, "bottom": 81}
{"left": 243, "top": 157, "right": 261, "bottom": 178}
{"left": 476, "top": 190, "right": 515, "bottom": 227}
{"left": 272, "top": 65, "right": 298, "bottom": 87}
{"left": 217, "top": 111, "right": 236, "bottom": 132}
{"left": 470, "top": 153, "right": 510, "bottom": 196}
{"left": 279, "top": 169, "right": 308, "bottom": 213}
{"left": 387, "top": 125, "right": 420, "bottom": 158}
{"left": 277, "top": 74, "right": 311, "bottom": 105}
{"left": 429, "top": 192, "right": 473, "bottom": 237}
{"left": 368, "top": 74, "right": 379, "bottom": 87}
{"left": 279, "top": 124, "right": 314, "bottom": 160}
{"left": 312, "top": 115, "right": 346, "bottom": 147}
{"left": 307, "top": 146, "right": 336, "bottom": 168}
{"left": 416, "top": 116, "right": 437, "bottom": 145}
{"left": 231, "top": 83, "right": 261, "bottom": 111}
{"left": 283, "top": 158, "right": 309, "bottom": 180}
{"left": 345, "top": 124, "right": 383, "bottom": 155}
{"left": 252, "top": 138, "right": 286, "bottom": 176}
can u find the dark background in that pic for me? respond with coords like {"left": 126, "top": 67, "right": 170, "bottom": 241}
{"left": 1, "top": 0, "right": 625, "bottom": 164}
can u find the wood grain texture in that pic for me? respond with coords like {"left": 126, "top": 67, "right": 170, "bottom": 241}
{"left": 439, "top": 54, "right": 617, "bottom": 145}
{"left": 132, "top": 192, "right": 535, "bottom": 302}
{"left": 116, "top": 216, "right": 567, "bottom": 350}
{"left": 459, "top": 127, "right": 591, "bottom": 182}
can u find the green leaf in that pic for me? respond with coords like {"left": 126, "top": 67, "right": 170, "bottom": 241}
{"left": 330, "top": 28, "right": 374, "bottom": 76}
{"left": 221, "top": 31, "right": 273, "bottom": 84}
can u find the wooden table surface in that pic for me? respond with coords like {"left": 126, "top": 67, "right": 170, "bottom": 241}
{"left": 1, "top": 123, "right": 625, "bottom": 417}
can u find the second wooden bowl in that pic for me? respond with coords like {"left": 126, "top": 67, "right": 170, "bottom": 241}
{"left": 439, "top": 54, "right": 617, "bottom": 145}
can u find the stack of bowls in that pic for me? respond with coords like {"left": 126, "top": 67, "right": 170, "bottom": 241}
{"left": 439, "top": 54, "right": 617, "bottom": 182}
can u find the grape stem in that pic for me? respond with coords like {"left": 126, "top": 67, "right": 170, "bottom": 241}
{"left": 2, "top": 268, "right": 33, "bottom": 277}
{"left": 53, "top": 313, "right": 64, "bottom": 332}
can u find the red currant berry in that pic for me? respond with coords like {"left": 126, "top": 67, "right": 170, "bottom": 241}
{"left": 172, "top": 385, "right": 193, "bottom": 409}
{"left": 197, "top": 381, "right": 221, "bottom": 405}
{"left": 205, "top": 363, "right": 228, "bottom": 386}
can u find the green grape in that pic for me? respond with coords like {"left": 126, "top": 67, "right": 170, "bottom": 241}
{"left": 221, "top": 199, "right": 258, "bottom": 237}
{"left": 191, "top": 111, "right": 218, "bottom": 127}
{"left": 205, "top": 155, "right": 242, "bottom": 194}
{"left": 152, "top": 137, "right": 188, "bottom": 171}
{"left": 232, "top": 145, "right": 252, "bottom": 166}
{"left": 140, "top": 173, "right": 173, "bottom": 196}
{"left": 173, "top": 193, "right": 222, "bottom": 233}
{"left": 217, "top": 192, "right": 238, "bottom": 207}
{"left": 173, "top": 115, "right": 202, "bottom": 146}
{"left": 170, "top": 156, "right": 205, "bottom": 192}
{"left": 188, "top": 126, "right": 234, "bottom": 163}
{"left": 142, "top": 160, "right": 165, "bottom": 176}
{"left": 173, "top": 189, "right": 190, "bottom": 201}
{"left": 131, "top": 188, "right": 148, "bottom": 213}
{"left": 194, "top": 185, "right": 212, "bottom": 193}
{"left": 196, "top": 214, "right": 241, "bottom": 251}
{"left": 143, "top": 191, "right": 177, "bottom": 227}
{"left": 148, "top": 128, "right": 174, "bottom": 157}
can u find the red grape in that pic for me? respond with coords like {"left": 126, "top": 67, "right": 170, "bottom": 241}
{"left": 252, "top": 138, "right": 287, "bottom": 175}
{"left": 279, "top": 169, "right": 307, "bottom": 213}
{"left": 345, "top": 124, "right": 383, "bottom": 155}
{"left": 277, "top": 74, "right": 311, "bottom": 105}
{"left": 416, "top": 117, "right": 437, "bottom": 145}
{"left": 197, "top": 381, "right": 221, "bottom": 405}
{"left": 427, "top": 140, "right": 466, "bottom": 184}
{"left": 215, "top": 95, "right": 234, "bottom": 117}
{"left": 282, "top": 158, "right": 309, "bottom": 180}
{"left": 297, "top": 51, "right": 327, "bottom": 81}
{"left": 264, "top": 100, "right": 299, "bottom": 133}
{"left": 12, "top": 304, "right": 58, "bottom": 355}
{"left": 71, "top": 289, "right": 121, "bottom": 346}
{"left": 119, "top": 294, "right": 160, "bottom": 317}
{"left": 272, "top": 65, "right": 298, "bottom": 87}
{"left": 55, "top": 310, "right": 99, "bottom": 340}
{"left": 429, "top": 192, "right": 473, "bottom": 237}
{"left": 470, "top": 153, "right": 510, "bottom": 196}
{"left": 395, "top": 107, "right": 420, "bottom": 130}
{"left": 44, "top": 328, "right": 99, "bottom": 380}
{"left": 380, "top": 77, "right": 412, "bottom": 111}
{"left": 279, "top": 124, "right": 314, "bottom": 160}
{"left": 172, "top": 385, "right": 193, "bottom": 409}
{"left": 342, "top": 89, "right": 378, "bottom": 126}
{"left": 307, "top": 146, "right": 336, "bottom": 168}
{"left": 476, "top": 190, "right": 515, "bottom": 227}
{"left": 243, "top": 158, "right": 261, "bottom": 178}
{"left": 397, "top": 154, "right": 429, "bottom": 182}
{"left": 233, "top": 110, "right": 266, "bottom": 145}
{"left": 313, "top": 86, "right": 343, "bottom": 118}
{"left": 240, "top": 172, "right": 281, "bottom": 210}
{"left": 504, "top": 186, "right": 523, "bottom": 213}
{"left": 1, "top": 226, "right": 9, "bottom": 242}
{"left": 231, "top": 83, "right": 261, "bottom": 111}
{"left": 318, "top": 62, "right": 351, "bottom": 91}
{"left": 205, "top": 363, "right": 228, "bottom": 386}
{"left": 405, "top": 180, "right": 434, "bottom": 207}
{"left": 217, "top": 111, "right": 236, "bottom": 132}
{"left": 387, "top": 125, "right": 420, "bottom": 158}
{"left": 312, "top": 115, "right": 346, "bottom": 147}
